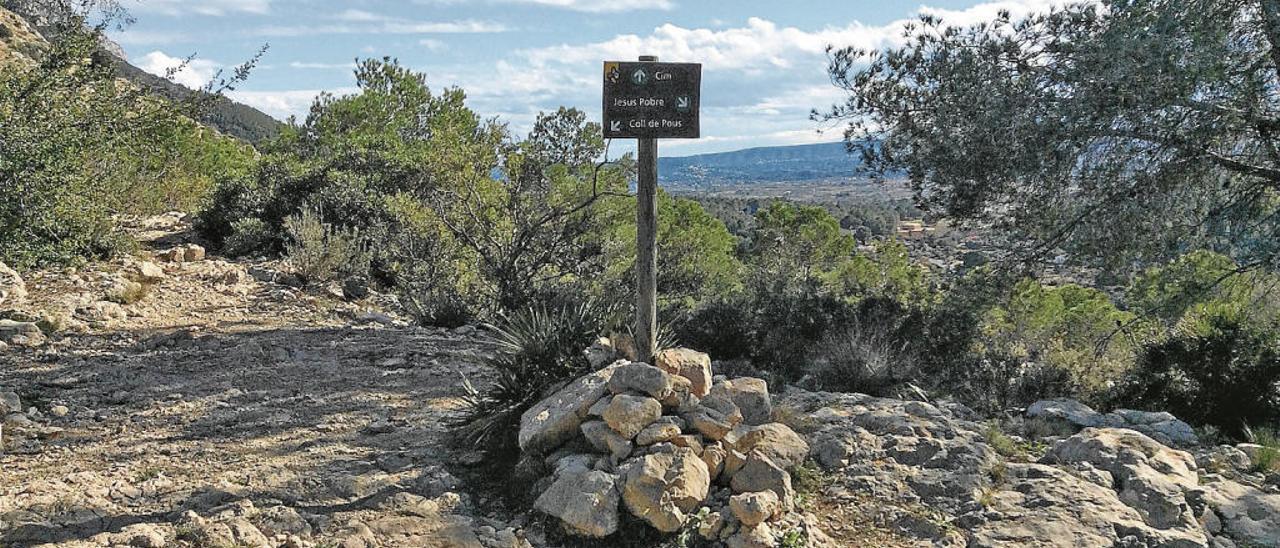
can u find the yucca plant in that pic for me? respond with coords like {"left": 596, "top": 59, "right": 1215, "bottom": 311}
{"left": 454, "top": 298, "right": 620, "bottom": 457}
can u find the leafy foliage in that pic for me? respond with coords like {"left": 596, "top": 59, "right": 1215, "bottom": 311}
{"left": 282, "top": 209, "right": 369, "bottom": 286}
{"left": 1117, "top": 316, "right": 1280, "bottom": 438}
{"left": 455, "top": 299, "right": 619, "bottom": 454}
{"left": 0, "top": 10, "right": 255, "bottom": 268}
{"left": 822, "top": 0, "right": 1280, "bottom": 274}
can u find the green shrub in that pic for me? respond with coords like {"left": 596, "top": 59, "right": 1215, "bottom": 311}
{"left": 282, "top": 209, "right": 370, "bottom": 286}
{"left": 454, "top": 298, "right": 618, "bottom": 457}
{"left": 0, "top": 18, "right": 254, "bottom": 268}
{"left": 807, "top": 318, "right": 914, "bottom": 396}
{"left": 677, "top": 295, "right": 753, "bottom": 360}
{"left": 1116, "top": 315, "right": 1280, "bottom": 439}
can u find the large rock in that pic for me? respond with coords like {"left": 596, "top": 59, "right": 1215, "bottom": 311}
{"left": 734, "top": 423, "right": 809, "bottom": 470}
{"left": 602, "top": 394, "right": 663, "bottom": 439}
{"left": 0, "top": 319, "right": 44, "bottom": 347}
{"left": 1199, "top": 477, "right": 1280, "bottom": 547}
{"left": 519, "top": 361, "right": 625, "bottom": 453}
{"left": 534, "top": 469, "right": 621, "bottom": 538}
{"left": 1027, "top": 399, "right": 1198, "bottom": 446}
{"left": 1044, "top": 428, "right": 1202, "bottom": 534}
{"left": 1027, "top": 398, "right": 1105, "bottom": 427}
{"left": 729, "top": 452, "right": 795, "bottom": 512}
{"left": 608, "top": 363, "right": 673, "bottom": 400}
{"left": 620, "top": 448, "right": 710, "bottom": 532}
{"left": 0, "top": 262, "right": 25, "bottom": 306}
{"left": 655, "top": 348, "right": 713, "bottom": 397}
{"left": 713, "top": 377, "right": 772, "bottom": 425}
{"left": 968, "top": 463, "right": 1207, "bottom": 548}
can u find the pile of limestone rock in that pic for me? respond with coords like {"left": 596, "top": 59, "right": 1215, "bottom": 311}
{"left": 517, "top": 345, "right": 830, "bottom": 547}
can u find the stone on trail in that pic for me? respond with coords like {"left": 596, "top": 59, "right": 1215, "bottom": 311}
{"left": 730, "top": 452, "right": 796, "bottom": 512}
{"left": 655, "top": 348, "right": 713, "bottom": 397}
{"left": 730, "top": 490, "right": 780, "bottom": 526}
{"left": 620, "top": 447, "right": 710, "bottom": 532}
{"left": 519, "top": 361, "right": 625, "bottom": 453}
{"left": 0, "top": 319, "right": 44, "bottom": 347}
{"left": 734, "top": 423, "right": 809, "bottom": 470}
{"left": 608, "top": 362, "right": 673, "bottom": 399}
{"left": 534, "top": 469, "right": 622, "bottom": 538}
{"left": 602, "top": 393, "right": 663, "bottom": 439}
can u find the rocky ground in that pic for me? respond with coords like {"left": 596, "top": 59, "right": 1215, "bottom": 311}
{"left": 2, "top": 214, "right": 1280, "bottom": 548}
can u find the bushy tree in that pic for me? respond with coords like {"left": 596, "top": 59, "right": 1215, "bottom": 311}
{"left": 826, "top": 239, "right": 932, "bottom": 307}
{"left": 1127, "top": 250, "right": 1280, "bottom": 333}
{"left": 1118, "top": 316, "right": 1280, "bottom": 438}
{"left": 0, "top": 11, "right": 253, "bottom": 268}
{"left": 600, "top": 191, "right": 743, "bottom": 308}
{"left": 822, "top": 0, "right": 1280, "bottom": 276}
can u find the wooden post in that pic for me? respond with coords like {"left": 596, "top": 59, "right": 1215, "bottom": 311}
{"left": 636, "top": 54, "right": 659, "bottom": 364}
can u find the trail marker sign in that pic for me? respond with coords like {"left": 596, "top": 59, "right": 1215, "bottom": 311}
{"left": 602, "top": 61, "right": 701, "bottom": 139}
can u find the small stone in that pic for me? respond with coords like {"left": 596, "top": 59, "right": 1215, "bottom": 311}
{"left": 136, "top": 262, "right": 165, "bottom": 282}
{"left": 730, "top": 453, "right": 795, "bottom": 512}
{"left": 702, "top": 444, "right": 727, "bottom": 480}
{"left": 655, "top": 348, "right": 713, "bottom": 397}
{"left": 726, "top": 522, "right": 775, "bottom": 548}
{"left": 0, "top": 391, "right": 22, "bottom": 415}
{"left": 699, "top": 511, "right": 725, "bottom": 540}
{"left": 608, "top": 363, "right": 673, "bottom": 400}
{"left": 582, "top": 420, "right": 633, "bottom": 461}
{"left": 636, "top": 422, "right": 681, "bottom": 446}
{"left": 533, "top": 470, "right": 621, "bottom": 538}
{"left": 730, "top": 490, "right": 780, "bottom": 526}
{"left": 602, "top": 394, "right": 663, "bottom": 439}
{"left": 183, "top": 244, "right": 206, "bottom": 262}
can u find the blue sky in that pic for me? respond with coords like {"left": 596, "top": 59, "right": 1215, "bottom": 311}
{"left": 111, "top": 0, "right": 1065, "bottom": 155}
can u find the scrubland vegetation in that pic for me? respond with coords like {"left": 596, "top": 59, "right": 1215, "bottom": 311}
{"left": 3, "top": 0, "right": 1278, "bottom": 452}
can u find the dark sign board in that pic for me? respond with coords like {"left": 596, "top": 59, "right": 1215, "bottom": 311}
{"left": 602, "top": 61, "right": 701, "bottom": 139}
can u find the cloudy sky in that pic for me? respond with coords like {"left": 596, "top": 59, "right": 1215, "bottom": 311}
{"left": 111, "top": 0, "right": 1067, "bottom": 156}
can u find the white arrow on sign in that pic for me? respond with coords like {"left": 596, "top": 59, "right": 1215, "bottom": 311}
{"left": 610, "top": 120, "right": 621, "bottom": 132}
{"left": 676, "top": 96, "right": 690, "bottom": 109}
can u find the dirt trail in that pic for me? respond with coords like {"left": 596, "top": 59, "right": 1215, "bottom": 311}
{"left": 0, "top": 214, "right": 512, "bottom": 548}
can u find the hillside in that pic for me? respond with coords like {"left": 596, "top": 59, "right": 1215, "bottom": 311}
{"left": 0, "top": 3, "right": 282, "bottom": 145}
{"left": 659, "top": 142, "right": 860, "bottom": 188}
{"left": 113, "top": 61, "right": 283, "bottom": 145}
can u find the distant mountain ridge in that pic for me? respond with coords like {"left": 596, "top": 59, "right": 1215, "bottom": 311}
{"left": 659, "top": 142, "right": 862, "bottom": 187}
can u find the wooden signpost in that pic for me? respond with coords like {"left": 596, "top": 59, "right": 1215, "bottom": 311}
{"left": 603, "top": 56, "right": 702, "bottom": 364}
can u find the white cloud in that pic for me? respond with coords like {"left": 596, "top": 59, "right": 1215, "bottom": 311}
{"left": 135, "top": 50, "right": 222, "bottom": 89}
{"left": 227, "top": 87, "right": 360, "bottom": 120}
{"left": 251, "top": 18, "right": 508, "bottom": 37}
{"left": 411, "top": 0, "right": 673, "bottom": 12}
{"left": 132, "top": 0, "right": 272, "bottom": 17}
{"left": 508, "top": 0, "right": 674, "bottom": 12}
